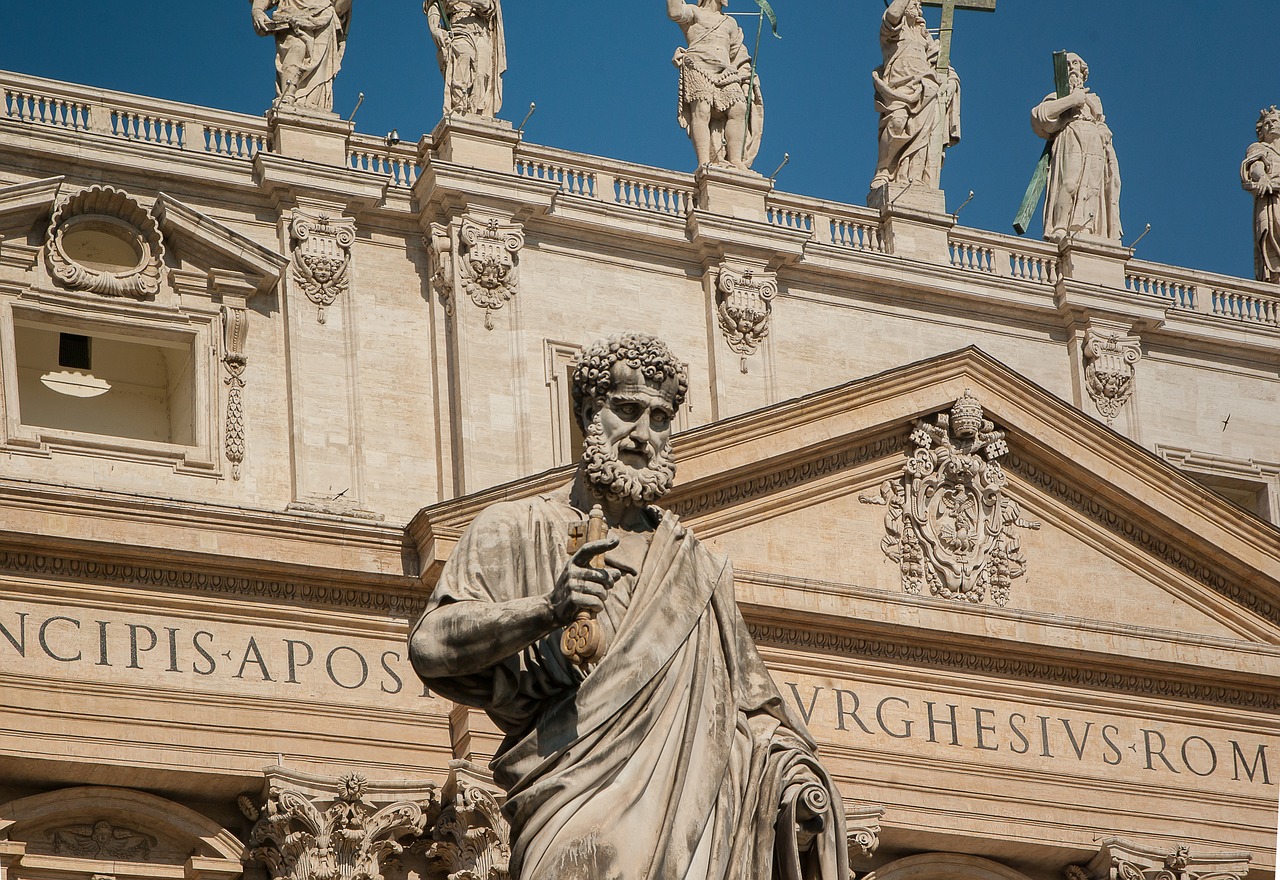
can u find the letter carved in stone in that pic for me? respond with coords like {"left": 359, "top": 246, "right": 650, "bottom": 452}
{"left": 290, "top": 211, "right": 355, "bottom": 324}
{"left": 244, "top": 773, "right": 433, "bottom": 880}
{"left": 223, "top": 305, "right": 249, "bottom": 481}
{"left": 48, "top": 821, "right": 156, "bottom": 860}
{"left": 1083, "top": 330, "right": 1141, "bottom": 422}
{"left": 715, "top": 265, "right": 777, "bottom": 356}
{"left": 457, "top": 216, "right": 523, "bottom": 330}
{"left": 860, "top": 391, "right": 1041, "bottom": 606}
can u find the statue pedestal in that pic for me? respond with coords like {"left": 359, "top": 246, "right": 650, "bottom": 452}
{"left": 267, "top": 108, "right": 353, "bottom": 166}
{"left": 1056, "top": 233, "right": 1131, "bottom": 289}
{"left": 695, "top": 165, "right": 773, "bottom": 222}
{"left": 427, "top": 115, "right": 520, "bottom": 173}
{"left": 868, "top": 183, "right": 953, "bottom": 265}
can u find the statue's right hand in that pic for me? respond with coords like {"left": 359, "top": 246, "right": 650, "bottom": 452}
{"left": 550, "top": 536, "right": 620, "bottom": 624}
{"left": 252, "top": 10, "right": 272, "bottom": 34}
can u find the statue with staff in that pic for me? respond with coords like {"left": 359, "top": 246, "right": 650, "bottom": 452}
{"left": 425, "top": 0, "right": 506, "bottom": 119}
{"left": 870, "top": 0, "right": 994, "bottom": 196}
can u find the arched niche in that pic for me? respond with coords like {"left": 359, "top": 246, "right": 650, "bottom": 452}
{"left": 0, "top": 787, "right": 242, "bottom": 880}
{"left": 873, "top": 852, "right": 1038, "bottom": 880}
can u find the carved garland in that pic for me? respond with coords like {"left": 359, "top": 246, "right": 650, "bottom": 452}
{"left": 861, "top": 391, "right": 1041, "bottom": 606}
{"left": 290, "top": 211, "right": 355, "bottom": 324}
{"left": 45, "top": 186, "right": 166, "bottom": 300}
{"left": 1083, "top": 330, "right": 1141, "bottom": 422}
{"left": 222, "top": 306, "right": 249, "bottom": 480}
{"left": 715, "top": 265, "right": 778, "bottom": 356}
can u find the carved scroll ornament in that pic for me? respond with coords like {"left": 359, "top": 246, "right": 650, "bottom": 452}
{"left": 861, "top": 391, "right": 1040, "bottom": 606}
{"left": 1066, "top": 838, "right": 1252, "bottom": 880}
{"left": 290, "top": 211, "right": 355, "bottom": 324}
{"left": 458, "top": 217, "right": 523, "bottom": 330}
{"left": 222, "top": 305, "right": 249, "bottom": 480}
{"left": 1083, "top": 330, "right": 1141, "bottom": 422}
{"left": 715, "top": 265, "right": 778, "bottom": 356}
{"left": 45, "top": 186, "right": 165, "bottom": 300}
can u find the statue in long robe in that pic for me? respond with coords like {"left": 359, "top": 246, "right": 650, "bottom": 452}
{"left": 871, "top": 0, "right": 960, "bottom": 190}
{"left": 1241, "top": 107, "right": 1280, "bottom": 284}
{"left": 410, "top": 333, "right": 847, "bottom": 880}
{"left": 1031, "top": 53, "right": 1122, "bottom": 242}
{"left": 426, "top": 0, "right": 506, "bottom": 118}
{"left": 667, "top": 0, "right": 764, "bottom": 172}
{"left": 252, "top": 0, "right": 351, "bottom": 113}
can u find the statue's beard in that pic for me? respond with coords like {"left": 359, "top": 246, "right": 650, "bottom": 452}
{"left": 582, "top": 419, "right": 676, "bottom": 506}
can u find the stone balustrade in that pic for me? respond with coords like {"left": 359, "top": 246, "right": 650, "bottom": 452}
{"left": 2, "top": 68, "right": 1276, "bottom": 337}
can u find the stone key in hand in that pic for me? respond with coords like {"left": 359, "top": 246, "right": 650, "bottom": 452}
{"left": 561, "top": 504, "right": 609, "bottom": 669}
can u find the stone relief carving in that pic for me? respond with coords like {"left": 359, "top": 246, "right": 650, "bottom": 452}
{"left": 861, "top": 391, "right": 1040, "bottom": 606}
{"left": 1066, "top": 838, "right": 1252, "bottom": 880}
{"left": 45, "top": 186, "right": 166, "bottom": 300}
{"left": 243, "top": 765, "right": 511, "bottom": 880}
{"left": 714, "top": 264, "right": 778, "bottom": 356}
{"left": 430, "top": 216, "right": 523, "bottom": 329}
{"left": 222, "top": 306, "right": 250, "bottom": 480}
{"left": 1031, "top": 53, "right": 1122, "bottom": 241}
{"left": 1241, "top": 106, "right": 1280, "bottom": 284}
{"left": 252, "top": 0, "right": 351, "bottom": 114}
{"left": 245, "top": 772, "right": 431, "bottom": 880}
{"left": 48, "top": 820, "right": 157, "bottom": 860}
{"left": 667, "top": 0, "right": 763, "bottom": 171}
{"left": 845, "top": 805, "right": 884, "bottom": 860}
{"left": 290, "top": 210, "right": 355, "bottom": 324}
{"left": 1083, "top": 330, "right": 1140, "bottom": 422}
{"left": 426, "top": 0, "right": 506, "bottom": 118}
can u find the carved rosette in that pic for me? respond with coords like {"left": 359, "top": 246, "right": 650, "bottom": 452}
{"left": 1083, "top": 330, "right": 1141, "bottom": 422}
{"left": 860, "top": 391, "right": 1041, "bottom": 606}
{"left": 222, "top": 306, "right": 249, "bottom": 480}
{"left": 45, "top": 186, "right": 165, "bottom": 299}
{"left": 245, "top": 773, "right": 433, "bottom": 880}
{"left": 290, "top": 211, "right": 355, "bottom": 324}
{"left": 456, "top": 217, "right": 523, "bottom": 330}
{"left": 715, "top": 265, "right": 778, "bottom": 355}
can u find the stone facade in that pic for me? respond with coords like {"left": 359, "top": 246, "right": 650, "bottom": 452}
{"left": 0, "top": 66, "right": 1276, "bottom": 880}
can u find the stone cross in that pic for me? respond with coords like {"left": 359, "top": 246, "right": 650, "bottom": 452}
{"left": 920, "top": 0, "right": 996, "bottom": 186}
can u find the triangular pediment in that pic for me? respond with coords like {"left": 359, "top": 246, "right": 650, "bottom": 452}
{"left": 410, "top": 348, "right": 1280, "bottom": 702}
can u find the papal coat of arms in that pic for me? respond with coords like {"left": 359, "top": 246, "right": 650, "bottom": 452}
{"left": 862, "top": 391, "right": 1040, "bottom": 606}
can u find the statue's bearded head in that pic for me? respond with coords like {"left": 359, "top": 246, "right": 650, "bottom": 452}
{"left": 1065, "top": 53, "right": 1089, "bottom": 89}
{"left": 572, "top": 333, "right": 689, "bottom": 506}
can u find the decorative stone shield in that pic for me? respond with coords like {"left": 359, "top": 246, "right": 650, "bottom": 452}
{"left": 1084, "top": 330, "right": 1141, "bottom": 422}
{"left": 290, "top": 210, "right": 355, "bottom": 324}
{"left": 459, "top": 217, "right": 524, "bottom": 330}
{"left": 861, "top": 391, "right": 1040, "bottom": 606}
{"left": 715, "top": 264, "right": 778, "bottom": 355}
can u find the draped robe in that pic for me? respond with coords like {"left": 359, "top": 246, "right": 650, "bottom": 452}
{"left": 1032, "top": 91, "right": 1122, "bottom": 241}
{"left": 1241, "top": 139, "right": 1280, "bottom": 283}
{"left": 415, "top": 488, "right": 848, "bottom": 880}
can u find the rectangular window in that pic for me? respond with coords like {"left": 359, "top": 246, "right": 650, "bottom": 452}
{"left": 57, "top": 333, "right": 91, "bottom": 370}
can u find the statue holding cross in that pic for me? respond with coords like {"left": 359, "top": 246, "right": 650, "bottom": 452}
{"left": 870, "top": 0, "right": 994, "bottom": 195}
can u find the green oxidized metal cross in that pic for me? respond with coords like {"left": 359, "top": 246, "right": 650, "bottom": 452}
{"left": 920, "top": 0, "right": 995, "bottom": 189}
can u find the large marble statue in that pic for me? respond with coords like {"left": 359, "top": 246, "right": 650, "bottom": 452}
{"left": 1241, "top": 106, "right": 1280, "bottom": 284}
{"left": 1031, "top": 53, "right": 1122, "bottom": 242}
{"left": 871, "top": 0, "right": 960, "bottom": 190}
{"left": 410, "top": 333, "right": 848, "bottom": 880}
{"left": 667, "top": 0, "right": 764, "bottom": 172}
{"left": 252, "top": 0, "right": 351, "bottom": 113}
{"left": 425, "top": 0, "right": 506, "bottom": 118}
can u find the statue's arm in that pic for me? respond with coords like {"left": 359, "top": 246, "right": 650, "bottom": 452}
{"left": 425, "top": 3, "right": 448, "bottom": 45}
{"left": 334, "top": 0, "right": 352, "bottom": 17}
{"left": 251, "top": 0, "right": 274, "bottom": 34}
{"left": 409, "top": 535, "right": 618, "bottom": 679}
{"left": 667, "top": 0, "right": 695, "bottom": 25}
{"left": 883, "top": 0, "right": 911, "bottom": 26}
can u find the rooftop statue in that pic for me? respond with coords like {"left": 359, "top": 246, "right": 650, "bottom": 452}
{"left": 252, "top": 0, "right": 351, "bottom": 114}
{"left": 871, "top": 0, "right": 961, "bottom": 191}
{"left": 410, "top": 333, "right": 848, "bottom": 880}
{"left": 1241, "top": 106, "right": 1280, "bottom": 284}
{"left": 425, "top": 0, "right": 506, "bottom": 119}
{"left": 1031, "top": 53, "right": 1122, "bottom": 242}
{"left": 667, "top": 0, "right": 764, "bottom": 172}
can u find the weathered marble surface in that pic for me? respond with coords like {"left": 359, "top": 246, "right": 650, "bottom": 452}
{"left": 252, "top": 0, "right": 351, "bottom": 113}
{"left": 1241, "top": 107, "right": 1280, "bottom": 284}
{"left": 410, "top": 333, "right": 847, "bottom": 880}
{"left": 667, "top": 0, "right": 763, "bottom": 172}
{"left": 871, "top": 0, "right": 960, "bottom": 190}
{"left": 426, "top": 0, "right": 506, "bottom": 118}
{"left": 1031, "top": 53, "right": 1122, "bottom": 242}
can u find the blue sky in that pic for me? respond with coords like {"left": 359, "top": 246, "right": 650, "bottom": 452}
{"left": 1, "top": 2, "right": 1273, "bottom": 278}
